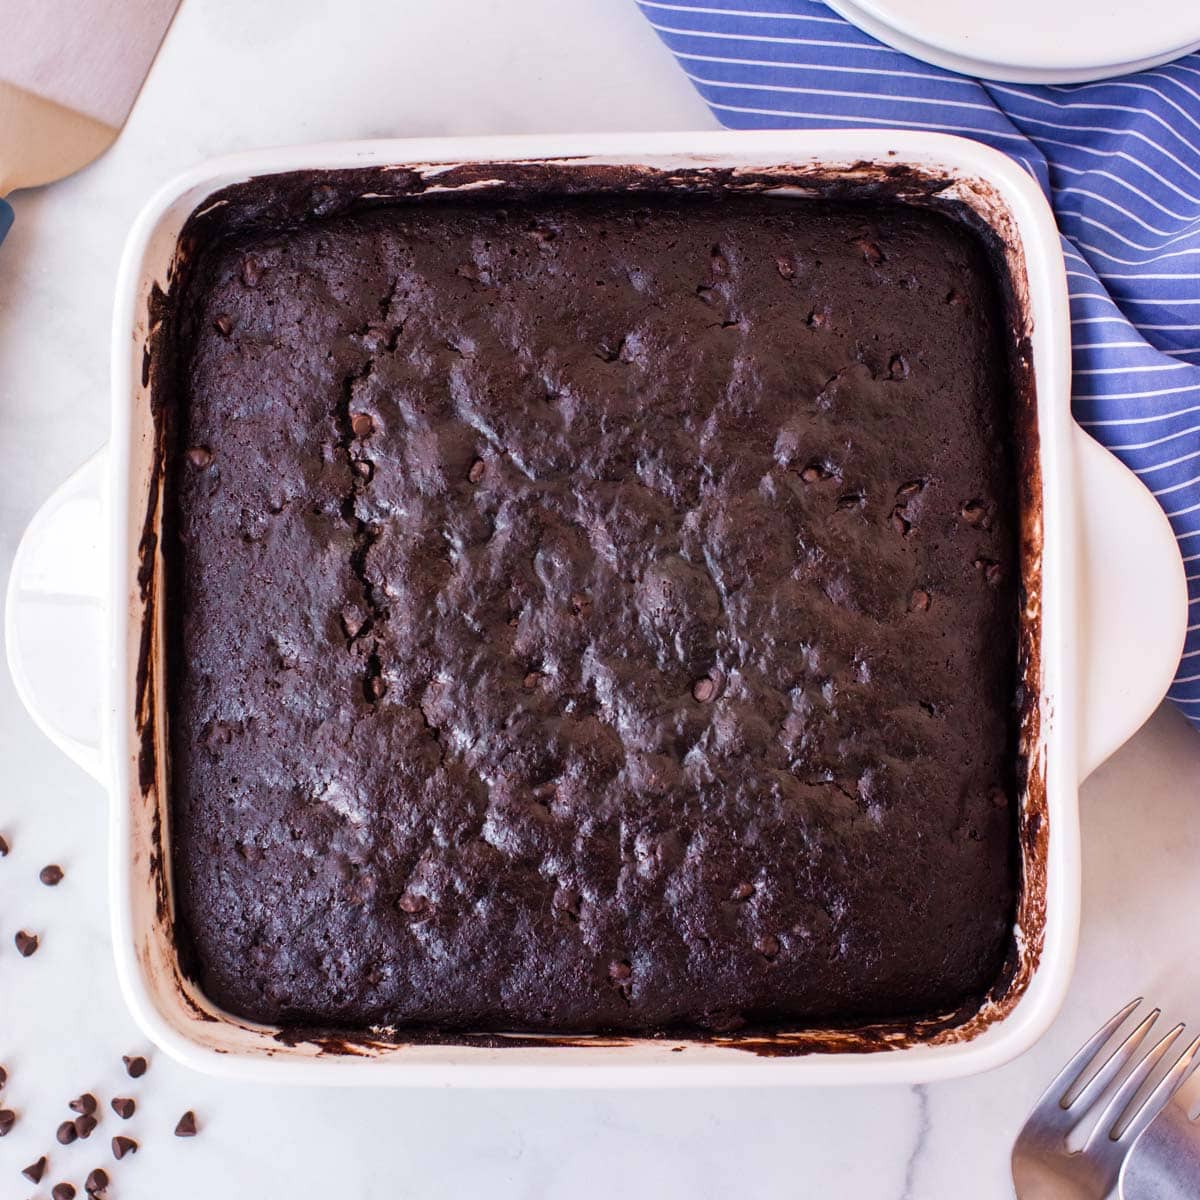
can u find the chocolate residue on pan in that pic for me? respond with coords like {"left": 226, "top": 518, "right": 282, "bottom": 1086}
{"left": 138, "top": 155, "right": 1046, "bottom": 1059}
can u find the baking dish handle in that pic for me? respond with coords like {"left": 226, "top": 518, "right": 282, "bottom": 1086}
{"left": 5, "top": 449, "right": 107, "bottom": 784}
{"left": 1076, "top": 427, "right": 1188, "bottom": 781}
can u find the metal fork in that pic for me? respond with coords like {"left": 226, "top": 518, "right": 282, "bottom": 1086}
{"left": 1012, "top": 999, "right": 1200, "bottom": 1199}
{"left": 1120, "top": 1068, "right": 1200, "bottom": 1198}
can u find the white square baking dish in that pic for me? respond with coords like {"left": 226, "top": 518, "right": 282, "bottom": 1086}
{"left": 6, "top": 130, "right": 1187, "bottom": 1085}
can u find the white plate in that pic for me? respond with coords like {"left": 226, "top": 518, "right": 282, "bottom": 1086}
{"left": 826, "top": 0, "right": 1200, "bottom": 83}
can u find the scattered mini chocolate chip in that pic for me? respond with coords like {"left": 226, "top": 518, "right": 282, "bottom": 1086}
{"left": 85, "top": 1168, "right": 109, "bottom": 1196}
{"left": 909, "top": 589, "right": 931, "bottom": 613}
{"left": 755, "top": 934, "right": 781, "bottom": 960}
{"left": 888, "top": 354, "right": 910, "bottom": 380}
{"left": 692, "top": 677, "right": 716, "bottom": 703}
{"left": 352, "top": 458, "right": 374, "bottom": 482}
{"left": 174, "top": 1111, "right": 198, "bottom": 1138}
{"left": 397, "top": 892, "right": 426, "bottom": 915}
{"left": 570, "top": 592, "right": 591, "bottom": 617}
{"left": 0, "top": 1108, "right": 15, "bottom": 1135}
{"left": 69, "top": 1093, "right": 97, "bottom": 1116}
{"left": 730, "top": 882, "right": 754, "bottom": 902}
{"left": 961, "top": 500, "right": 987, "bottom": 526}
{"left": 74, "top": 1114, "right": 97, "bottom": 1139}
{"left": 22, "top": 1156, "right": 46, "bottom": 1184}
{"left": 800, "top": 463, "right": 832, "bottom": 483}
{"left": 855, "top": 238, "right": 884, "bottom": 265}
{"left": 14, "top": 930, "right": 38, "bottom": 957}
{"left": 213, "top": 314, "right": 233, "bottom": 336}
{"left": 110, "top": 1097, "right": 135, "bottom": 1120}
{"left": 240, "top": 255, "right": 262, "bottom": 287}
{"left": 57, "top": 1118, "right": 78, "bottom": 1144}
{"left": 468, "top": 458, "right": 485, "bottom": 483}
{"left": 122, "top": 1055, "right": 147, "bottom": 1079}
{"left": 39, "top": 863, "right": 65, "bottom": 886}
{"left": 522, "top": 671, "right": 542, "bottom": 691}
{"left": 52, "top": 1183, "right": 76, "bottom": 1200}
{"left": 350, "top": 411, "right": 374, "bottom": 438}
{"left": 112, "top": 1135, "right": 138, "bottom": 1159}
{"left": 608, "top": 960, "right": 632, "bottom": 983}
{"left": 775, "top": 256, "right": 795, "bottom": 280}
{"left": 0, "top": 833, "right": 8, "bottom": 856}
{"left": 185, "top": 446, "right": 212, "bottom": 469}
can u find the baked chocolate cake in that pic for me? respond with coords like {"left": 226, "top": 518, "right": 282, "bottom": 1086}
{"left": 165, "top": 189, "right": 1019, "bottom": 1034}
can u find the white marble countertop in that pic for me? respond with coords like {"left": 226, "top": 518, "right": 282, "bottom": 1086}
{"left": 1, "top": 2, "right": 1198, "bottom": 1196}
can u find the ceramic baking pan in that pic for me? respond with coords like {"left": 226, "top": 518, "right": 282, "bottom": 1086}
{"left": 6, "top": 130, "right": 1187, "bottom": 1085}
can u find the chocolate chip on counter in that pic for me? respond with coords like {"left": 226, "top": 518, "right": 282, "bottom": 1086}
{"left": 174, "top": 1110, "right": 198, "bottom": 1138}
{"left": 240, "top": 255, "right": 262, "bottom": 287}
{"left": 775, "top": 256, "right": 795, "bottom": 280}
{"left": 85, "top": 1168, "right": 110, "bottom": 1196}
{"left": 69, "top": 1093, "right": 97, "bottom": 1115}
{"left": 0, "top": 1064, "right": 6, "bottom": 1088}
{"left": 754, "top": 934, "right": 781, "bottom": 961}
{"left": 0, "top": 833, "right": 8, "bottom": 856}
{"left": 52, "top": 1183, "right": 76, "bottom": 1200}
{"left": 110, "top": 1097, "right": 135, "bottom": 1120}
{"left": 352, "top": 458, "right": 373, "bottom": 482}
{"left": 909, "top": 589, "right": 931, "bottom": 613}
{"left": 350, "top": 411, "right": 374, "bottom": 438}
{"left": 14, "top": 930, "right": 38, "bottom": 957}
{"left": 112, "top": 1135, "right": 138, "bottom": 1159}
{"left": 185, "top": 446, "right": 212, "bottom": 469}
{"left": 39, "top": 864, "right": 65, "bottom": 886}
{"left": 74, "top": 1114, "right": 97, "bottom": 1139}
{"left": 692, "top": 677, "right": 716, "bottom": 703}
{"left": 0, "top": 1108, "right": 15, "bottom": 1135}
{"left": 730, "top": 882, "right": 755, "bottom": 902}
{"left": 213, "top": 314, "right": 233, "bottom": 336}
{"left": 122, "top": 1055, "right": 147, "bottom": 1079}
{"left": 57, "top": 1119, "right": 78, "bottom": 1144}
{"left": 22, "top": 1156, "right": 47, "bottom": 1184}
{"left": 468, "top": 458, "right": 485, "bottom": 483}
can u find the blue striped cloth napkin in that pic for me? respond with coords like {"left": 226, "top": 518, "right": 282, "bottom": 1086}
{"left": 638, "top": 0, "right": 1200, "bottom": 729}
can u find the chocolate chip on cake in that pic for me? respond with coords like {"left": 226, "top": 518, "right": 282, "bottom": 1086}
{"left": 775, "top": 256, "right": 795, "bottom": 280}
{"left": 522, "top": 671, "right": 542, "bottom": 691}
{"left": 22, "top": 1157, "right": 47, "bottom": 1184}
{"left": 854, "top": 237, "right": 885, "bottom": 265}
{"left": 174, "top": 1111, "right": 198, "bottom": 1138}
{"left": 692, "top": 677, "right": 716, "bottom": 703}
{"left": 800, "top": 462, "right": 832, "bottom": 483}
{"left": 185, "top": 446, "right": 212, "bottom": 469}
{"left": 909, "top": 589, "right": 931, "bottom": 613}
{"left": 121, "top": 1055, "right": 147, "bottom": 1079}
{"left": 69, "top": 1093, "right": 97, "bottom": 1116}
{"left": 730, "top": 883, "right": 754, "bottom": 902}
{"left": 0, "top": 1108, "right": 15, "bottom": 1135}
{"left": 468, "top": 458, "right": 485, "bottom": 483}
{"left": 352, "top": 458, "right": 374, "bottom": 481}
{"left": 961, "top": 499, "right": 987, "bottom": 526}
{"left": 57, "top": 1119, "right": 78, "bottom": 1144}
{"left": 111, "top": 1097, "right": 135, "bottom": 1120}
{"left": 350, "top": 412, "right": 374, "bottom": 438}
{"left": 39, "top": 864, "right": 65, "bottom": 886}
{"left": 240, "top": 254, "right": 262, "bottom": 287}
{"left": 754, "top": 934, "right": 781, "bottom": 960}
{"left": 112, "top": 1135, "right": 138, "bottom": 1159}
{"left": 14, "top": 930, "right": 38, "bottom": 957}
{"left": 213, "top": 314, "right": 233, "bottom": 336}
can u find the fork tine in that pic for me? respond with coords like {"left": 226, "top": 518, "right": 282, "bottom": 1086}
{"left": 1065, "top": 1006, "right": 1160, "bottom": 1113}
{"left": 1031, "top": 998, "right": 1143, "bottom": 1111}
{"left": 1113, "top": 1031, "right": 1200, "bottom": 1144}
{"left": 1083, "top": 1023, "right": 1184, "bottom": 1149}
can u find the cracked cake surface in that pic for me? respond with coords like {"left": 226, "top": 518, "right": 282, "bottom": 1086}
{"left": 166, "top": 191, "right": 1019, "bottom": 1033}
